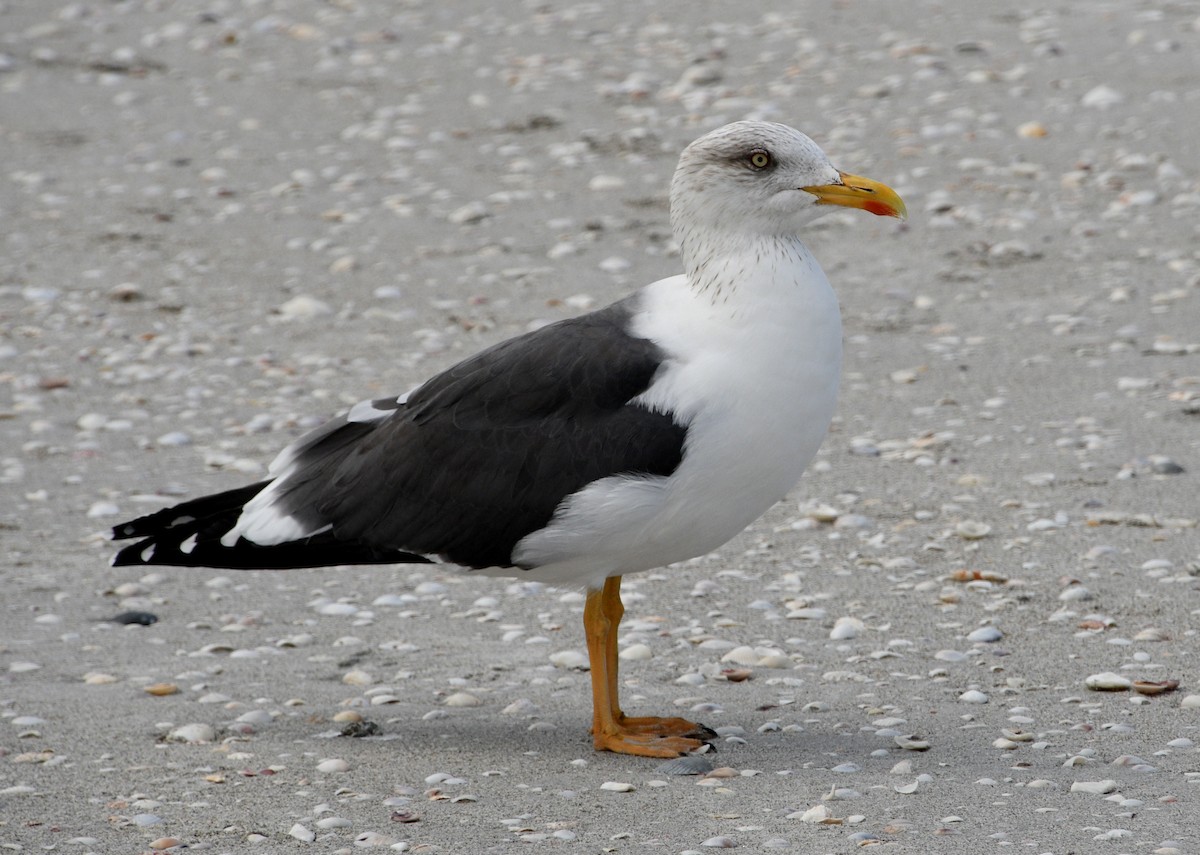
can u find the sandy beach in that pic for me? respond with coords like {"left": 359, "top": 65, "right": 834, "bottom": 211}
{"left": 2, "top": 1, "right": 1198, "bottom": 852}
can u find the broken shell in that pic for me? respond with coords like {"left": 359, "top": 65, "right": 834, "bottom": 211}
{"left": 949, "top": 569, "right": 1008, "bottom": 583}
{"left": 894, "top": 735, "right": 931, "bottom": 751}
{"left": 802, "top": 502, "right": 841, "bottom": 523}
{"left": 705, "top": 767, "right": 740, "bottom": 779}
{"left": 1132, "top": 679, "right": 1179, "bottom": 696}
{"left": 1132, "top": 627, "right": 1170, "bottom": 642}
{"left": 658, "top": 755, "right": 715, "bottom": 776}
{"left": 166, "top": 723, "right": 216, "bottom": 744}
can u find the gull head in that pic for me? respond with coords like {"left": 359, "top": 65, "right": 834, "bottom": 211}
{"left": 669, "top": 121, "right": 906, "bottom": 243}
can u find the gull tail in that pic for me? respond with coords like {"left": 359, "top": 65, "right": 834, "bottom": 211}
{"left": 109, "top": 482, "right": 432, "bottom": 570}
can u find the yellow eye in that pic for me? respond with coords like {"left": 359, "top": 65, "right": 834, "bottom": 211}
{"left": 749, "top": 150, "right": 771, "bottom": 169}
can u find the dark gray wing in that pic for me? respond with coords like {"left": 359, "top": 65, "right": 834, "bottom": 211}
{"left": 262, "top": 296, "right": 687, "bottom": 569}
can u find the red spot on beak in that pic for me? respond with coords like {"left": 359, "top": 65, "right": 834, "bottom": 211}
{"left": 862, "top": 199, "right": 897, "bottom": 218}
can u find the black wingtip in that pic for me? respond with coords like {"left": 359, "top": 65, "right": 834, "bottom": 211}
{"left": 106, "top": 480, "right": 438, "bottom": 571}
{"left": 111, "top": 538, "right": 153, "bottom": 567}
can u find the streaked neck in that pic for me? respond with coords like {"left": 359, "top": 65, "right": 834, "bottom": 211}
{"left": 679, "top": 231, "right": 817, "bottom": 302}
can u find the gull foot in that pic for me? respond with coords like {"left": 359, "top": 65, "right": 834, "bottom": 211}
{"left": 616, "top": 715, "right": 718, "bottom": 742}
{"left": 593, "top": 728, "right": 711, "bottom": 758}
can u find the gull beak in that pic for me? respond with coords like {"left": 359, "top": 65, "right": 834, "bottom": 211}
{"left": 801, "top": 171, "right": 907, "bottom": 219}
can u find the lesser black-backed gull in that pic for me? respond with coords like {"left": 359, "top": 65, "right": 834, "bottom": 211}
{"left": 111, "top": 121, "right": 906, "bottom": 757}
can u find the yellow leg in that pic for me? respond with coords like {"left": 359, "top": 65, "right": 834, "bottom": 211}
{"left": 585, "top": 576, "right": 715, "bottom": 757}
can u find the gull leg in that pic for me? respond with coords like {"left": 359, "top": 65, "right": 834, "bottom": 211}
{"left": 602, "top": 577, "right": 716, "bottom": 739}
{"left": 585, "top": 576, "right": 714, "bottom": 757}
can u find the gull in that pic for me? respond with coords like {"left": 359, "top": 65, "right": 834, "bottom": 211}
{"left": 111, "top": 121, "right": 906, "bottom": 757}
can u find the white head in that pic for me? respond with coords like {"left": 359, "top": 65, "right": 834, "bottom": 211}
{"left": 669, "top": 122, "right": 905, "bottom": 274}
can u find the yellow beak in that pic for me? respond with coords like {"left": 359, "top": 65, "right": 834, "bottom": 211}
{"left": 801, "top": 171, "right": 907, "bottom": 219}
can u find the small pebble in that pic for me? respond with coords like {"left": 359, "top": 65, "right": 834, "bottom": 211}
{"left": 343, "top": 669, "right": 375, "bottom": 685}
{"left": 549, "top": 650, "right": 589, "bottom": 670}
{"left": 107, "top": 610, "right": 159, "bottom": 626}
{"left": 1086, "top": 672, "right": 1132, "bottom": 691}
{"left": 236, "top": 710, "right": 272, "bottom": 725}
{"left": 447, "top": 200, "right": 489, "bottom": 225}
{"left": 278, "top": 295, "right": 332, "bottom": 320}
{"left": 788, "top": 607, "right": 827, "bottom": 620}
{"left": 317, "top": 602, "right": 359, "bottom": 616}
{"left": 829, "top": 616, "right": 864, "bottom": 640}
{"left": 966, "top": 626, "right": 1003, "bottom": 643}
{"left": 619, "top": 643, "right": 653, "bottom": 660}
{"left": 166, "top": 723, "right": 215, "bottom": 743}
{"left": 1081, "top": 85, "right": 1123, "bottom": 109}
{"left": 289, "top": 823, "right": 316, "bottom": 842}
{"left": 955, "top": 520, "right": 991, "bottom": 540}
{"left": 156, "top": 431, "right": 192, "bottom": 447}
{"left": 502, "top": 698, "right": 539, "bottom": 716}
{"left": 1148, "top": 455, "right": 1184, "bottom": 475}
{"left": 598, "top": 256, "right": 631, "bottom": 274}
{"left": 87, "top": 501, "right": 121, "bottom": 518}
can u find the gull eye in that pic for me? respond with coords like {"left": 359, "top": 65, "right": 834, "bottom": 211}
{"left": 748, "top": 150, "right": 772, "bottom": 170}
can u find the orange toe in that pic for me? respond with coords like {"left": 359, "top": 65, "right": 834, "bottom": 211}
{"left": 593, "top": 727, "right": 710, "bottom": 758}
{"left": 617, "top": 715, "right": 716, "bottom": 741}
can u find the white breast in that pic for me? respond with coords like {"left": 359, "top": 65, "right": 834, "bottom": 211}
{"left": 512, "top": 240, "right": 842, "bottom": 589}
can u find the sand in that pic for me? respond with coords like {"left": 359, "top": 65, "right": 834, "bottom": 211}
{"left": 2, "top": 1, "right": 1197, "bottom": 852}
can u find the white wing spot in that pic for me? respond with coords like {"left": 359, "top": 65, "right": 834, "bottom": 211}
{"left": 221, "top": 494, "right": 316, "bottom": 547}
